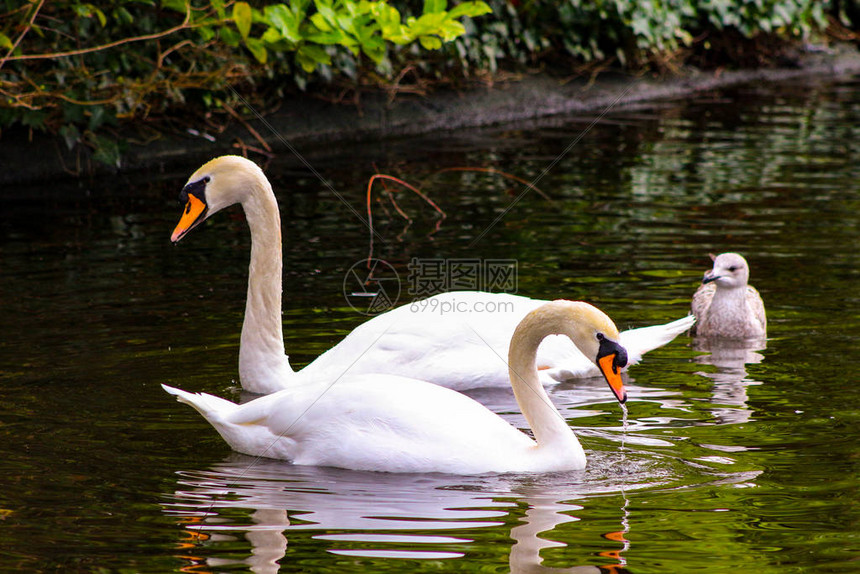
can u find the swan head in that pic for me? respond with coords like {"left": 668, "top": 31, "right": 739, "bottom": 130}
{"left": 572, "top": 304, "right": 628, "bottom": 404}
{"left": 702, "top": 252, "right": 750, "bottom": 289}
{"left": 520, "top": 301, "right": 628, "bottom": 403}
{"left": 171, "top": 155, "right": 268, "bottom": 242}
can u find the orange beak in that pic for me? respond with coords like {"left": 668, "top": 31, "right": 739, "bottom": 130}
{"left": 171, "top": 193, "right": 208, "bottom": 243}
{"left": 598, "top": 352, "right": 627, "bottom": 404}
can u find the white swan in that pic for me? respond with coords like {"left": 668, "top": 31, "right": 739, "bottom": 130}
{"left": 162, "top": 299, "right": 629, "bottom": 474}
{"left": 691, "top": 253, "right": 766, "bottom": 339}
{"left": 171, "top": 155, "right": 694, "bottom": 394}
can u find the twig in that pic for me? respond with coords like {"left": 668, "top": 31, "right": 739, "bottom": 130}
{"left": 373, "top": 171, "right": 412, "bottom": 223}
{"left": 223, "top": 103, "right": 272, "bottom": 152}
{"left": 365, "top": 173, "right": 447, "bottom": 264}
{"left": 385, "top": 65, "right": 427, "bottom": 104}
{"left": 0, "top": 0, "right": 45, "bottom": 71}
{"left": 385, "top": 189, "right": 413, "bottom": 222}
{"left": 367, "top": 174, "right": 446, "bottom": 222}
{"left": 1, "top": 2, "right": 194, "bottom": 65}
{"left": 157, "top": 39, "right": 195, "bottom": 69}
{"left": 232, "top": 140, "right": 276, "bottom": 158}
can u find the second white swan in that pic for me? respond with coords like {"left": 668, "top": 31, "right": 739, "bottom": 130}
{"left": 171, "top": 155, "right": 693, "bottom": 394}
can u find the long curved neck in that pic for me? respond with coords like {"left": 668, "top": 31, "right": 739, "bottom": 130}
{"left": 238, "top": 180, "right": 295, "bottom": 393}
{"left": 508, "top": 307, "right": 582, "bottom": 448}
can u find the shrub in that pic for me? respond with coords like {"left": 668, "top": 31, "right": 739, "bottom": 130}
{"left": 0, "top": 0, "right": 490, "bottom": 165}
{"left": 0, "top": 0, "right": 835, "bottom": 166}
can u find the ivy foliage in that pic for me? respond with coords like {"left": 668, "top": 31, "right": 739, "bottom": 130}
{"left": 453, "top": 0, "right": 828, "bottom": 72}
{"left": 0, "top": 0, "right": 839, "bottom": 166}
{"left": 232, "top": 0, "right": 491, "bottom": 70}
{"left": 0, "top": 0, "right": 490, "bottom": 165}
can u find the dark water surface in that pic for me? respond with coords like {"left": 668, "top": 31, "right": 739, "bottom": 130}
{"left": 1, "top": 76, "right": 858, "bottom": 572}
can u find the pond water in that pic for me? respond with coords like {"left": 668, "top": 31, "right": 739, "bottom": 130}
{"left": 1, "top": 75, "right": 858, "bottom": 572}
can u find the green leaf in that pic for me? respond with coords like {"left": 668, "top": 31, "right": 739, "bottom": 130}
{"left": 423, "top": 0, "right": 446, "bottom": 14}
{"left": 244, "top": 37, "right": 267, "bottom": 63}
{"left": 20, "top": 110, "right": 47, "bottom": 130}
{"left": 265, "top": 4, "right": 301, "bottom": 44}
{"left": 294, "top": 73, "right": 307, "bottom": 91}
{"left": 315, "top": 3, "right": 338, "bottom": 28}
{"left": 418, "top": 35, "right": 442, "bottom": 50}
{"left": 219, "top": 25, "right": 240, "bottom": 47}
{"left": 59, "top": 124, "right": 81, "bottom": 151}
{"left": 335, "top": 12, "right": 355, "bottom": 36}
{"left": 89, "top": 4, "right": 107, "bottom": 27}
{"left": 90, "top": 134, "right": 122, "bottom": 168}
{"left": 297, "top": 44, "right": 331, "bottom": 67}
{"left": 310, "top": 12, "right": 333, "bottom": 32}
{"left": 359, "top": 34, "right": 386, "bottom": 62}
{"left": 295, "top": 45, "right": 328, "bottom": 72}
{"left": 160, "top": 0, "right": 188, "bottom": 13}
{"left": 88, "top": 106, "right": 107, "bottom": 132}
{"left": 305, "top": 29, "right": 347, "bottom": 45}
{"left": 373, "top": 4, "right": 404, "bottom": 37}
{"left": 261, "top": 27, "right": 282, "bottom": 44}
{"left": 447, "top": 1, "right": 492, "bottom": 20}
{"left": 409, "top": 12, "right": 447, "bottom": 36}
{"left": 113, "top": 6, "right": 134, "bottom": 25}
{"left": 0, "top": 33, "right": 13, "bottom": 51}
{"left": 197, "top": 24, "right": 215, "bottom": 42}
{"left": 233, "top": 2, "right": 253, "bottom": 39}
{"left": 73, "top": 3, "right": 106, "bottom": 26}
{"left": 211, "top": 0, "right": 226, "bottom": 20}
{"left": 439, "top": 19, "right": 465, "bottom": 41}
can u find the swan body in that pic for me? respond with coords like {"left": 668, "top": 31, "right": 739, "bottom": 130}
{"left": 163, "top": 300, "right": 629, "bottom": 474}
{"left": 304, "top": 291, "right": 694, "bottom": 391}
{"left": 691, "top": 253, "right": 766, "bottom": 339}
{"left": 171, "top": 155, "right": 692, "bottom": 394}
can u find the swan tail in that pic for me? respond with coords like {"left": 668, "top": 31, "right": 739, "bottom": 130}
{"left": 162, "top": 384, "right": 298, "bottom": 460}
{"left": 620, "top": 314, "right": 696, "bottom": 365}
{"left": 658, "top": 314, "right": 697, "bottom": 337}
{"left": 162, "top": 384, "right": 238, "bottom": 422}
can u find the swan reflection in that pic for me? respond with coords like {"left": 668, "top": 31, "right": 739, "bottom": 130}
{"left": 163, "top": 454, "right": 643, "bottom": 573}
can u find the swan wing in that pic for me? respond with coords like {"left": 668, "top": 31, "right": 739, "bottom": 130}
{"left": 302, "top": 292, "right": 542, "bottom": 391}
{"left": 618, "top": 314, "right": 696, "bottom": 365}
{"left": 304, "top": 293, "right": 693, "bottom": 388}
{"left": 286, "top": 375, "right": 539, "bottom": 473}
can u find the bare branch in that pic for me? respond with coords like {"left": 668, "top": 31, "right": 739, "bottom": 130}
{"left": 1, "top": 2, "right": 194, "bottom": 67}
{"left": 0, "top": 0, "right": 45, "bottom": 71}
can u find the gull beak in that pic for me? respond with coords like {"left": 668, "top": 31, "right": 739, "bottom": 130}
{"left": 171, "top": 192, "right": 208, "bottom": 243}
{"left": 597, "top": 337, "right": 628, "bottom": 404}
{"left": 702, "top": 269, "right": 719, "bottom": 284}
